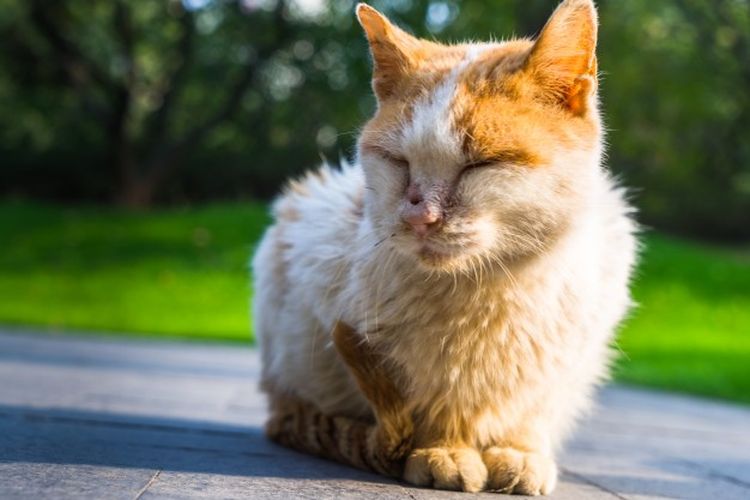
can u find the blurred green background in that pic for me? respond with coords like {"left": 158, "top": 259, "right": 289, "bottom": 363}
{"left": 0, "top": 0, "right": 748, "bottom": 404}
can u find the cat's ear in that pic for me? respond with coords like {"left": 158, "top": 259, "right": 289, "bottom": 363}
{"left": 526, "top": 0, "right": 598, "bottom": 115}
{"left": 356, "top": 3, "right": 419, "bottom": 99}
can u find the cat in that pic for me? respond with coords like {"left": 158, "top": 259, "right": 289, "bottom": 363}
{"left": 252, "top": 0, "right": 637, "bottom": 494}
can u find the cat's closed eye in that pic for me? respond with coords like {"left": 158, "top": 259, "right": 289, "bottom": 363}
{"left": 383, "top": 153, "right": 410, "bottom": 169}
{"left": 363, "top": 145, "right": 410, "bottom": 169}
{"left": 461, "top": 149, "right": 536, "bottom": 173}
{"left": 462, "top": 159, "right": 497, "bottom": 171}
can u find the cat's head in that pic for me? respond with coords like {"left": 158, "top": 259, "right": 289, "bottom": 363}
{"left": 356, "top": 0, "right": 602, "bottom": 272}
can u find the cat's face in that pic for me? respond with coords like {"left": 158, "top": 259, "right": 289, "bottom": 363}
{"left": 356, "top": 1, "right": 602, "bottom": 272}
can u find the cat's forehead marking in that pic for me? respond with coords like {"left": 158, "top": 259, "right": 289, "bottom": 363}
{"left": 400, "top": 45, "right": 493, "bottom": 175}
{"left": 451, "top": 41, "right": 550, "bottom": 168}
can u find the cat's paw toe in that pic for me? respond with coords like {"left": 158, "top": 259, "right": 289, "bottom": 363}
{"left": 482, "top": 447, "right": 557, "bottom": 495}
{"left": 404, "top": 447, "right": 487, "bottom": 492}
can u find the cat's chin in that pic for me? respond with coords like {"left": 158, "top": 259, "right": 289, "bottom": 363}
{"left": 414, "top": 244, "right": 469, "bottom": 271}
{"left": 390, "top": 230, "right": 485, "bottom": 271}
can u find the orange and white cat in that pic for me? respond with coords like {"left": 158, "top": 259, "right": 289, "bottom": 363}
{"left": 253, "top": 0, "right": 637, "bottom": 494}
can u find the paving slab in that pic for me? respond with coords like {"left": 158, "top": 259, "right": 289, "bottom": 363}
{"left": 0, "top": 329, "right": 748, "bottom": 499}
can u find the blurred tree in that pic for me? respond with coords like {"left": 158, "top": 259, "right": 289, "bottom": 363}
{"left": 1, "top": 0, "right": 294, "bottom": 206}
{"left": 0, "top": 0, "right": 748, "bottom": 239}
{"left": 600, "top": 0, "right": 750, "bottom": 240}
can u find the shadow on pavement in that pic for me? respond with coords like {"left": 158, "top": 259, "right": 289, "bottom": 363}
{"left": 0, "top": 404, "right": 397, "bottom": 485}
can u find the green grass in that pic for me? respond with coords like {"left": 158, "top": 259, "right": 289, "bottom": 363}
{"left": 0, "top": 201, "right": 748, "bottom": 403}
{"left": 614, "top": 235, "right": 750, "bottom": 404}
{"left": 0, "top": 201, "right": 270, "bottom": 342}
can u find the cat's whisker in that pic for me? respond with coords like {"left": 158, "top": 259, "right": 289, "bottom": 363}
{"left": 477, "top": 255, "right": 489, "bottom": 288}
{"left": 486, "top": 252, "right": 520, "bottom": 290}
{"left": 373, "top": 232, "right": 396, "bottom": 249}
{"left": 372, "top": 245, "right": 394, "bottom": 333}
{"left": 439, "top": 335, "right": 449, "bottom": 355}
{"left": 470, "top": 258, "right": 481, "bottom": 288}
{"left": 450, "top": 268, "right": 459, "bottom": 295}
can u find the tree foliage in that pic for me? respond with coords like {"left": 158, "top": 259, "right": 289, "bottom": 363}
{"left": 0, "top": 0, "right": 748, "bottom": 239}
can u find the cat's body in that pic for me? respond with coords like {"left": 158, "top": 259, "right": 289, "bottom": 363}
{"left": 253, "top": 1, "right": 637, "bottom": 494}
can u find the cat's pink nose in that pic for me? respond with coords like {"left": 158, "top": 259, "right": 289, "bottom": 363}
{"left": 402, "top": 205, "right": 441, "bottom": 237}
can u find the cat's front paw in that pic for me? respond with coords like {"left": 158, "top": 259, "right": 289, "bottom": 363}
{"left": 482, "top": 447, "right": 557, "bottom": 495}
{"left": 404, "top": 447, "right": 487, "bottom": 492}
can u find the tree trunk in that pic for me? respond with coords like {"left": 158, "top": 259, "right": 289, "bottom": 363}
{"left": 115, "top": 173, "right": 159, "bottom": 209}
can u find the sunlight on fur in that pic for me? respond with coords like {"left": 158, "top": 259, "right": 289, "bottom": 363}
{"left": 253, "top": 0, "right": 637, "bottom": 495}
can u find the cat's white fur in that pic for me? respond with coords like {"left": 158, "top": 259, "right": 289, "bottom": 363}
{"left": 253, "top": 0, "right": 637, "bottom": 493}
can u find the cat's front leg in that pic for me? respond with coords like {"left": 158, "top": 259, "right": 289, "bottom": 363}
{"left": 332, "top": 322, "right": 413, "bottom": 469}
{"left": 403, "top": 444, "right": 488, "bottom": 493}
{"left": 482, "top": 446, "right": 557, "bottom": 495}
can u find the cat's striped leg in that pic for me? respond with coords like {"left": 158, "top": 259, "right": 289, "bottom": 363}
{"left": 265, "top": 392, "right": 402, "bottom": 476}
{"left": 264, "top": 321, "right": 413, "bottom": 478}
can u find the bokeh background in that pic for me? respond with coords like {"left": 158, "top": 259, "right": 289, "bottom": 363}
{"left": 0, "top": 0, "right": 748, "bottom": 404}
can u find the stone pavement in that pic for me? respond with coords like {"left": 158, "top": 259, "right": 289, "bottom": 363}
{"left": 0, "top": 329, "right": 748, "bottom": 499}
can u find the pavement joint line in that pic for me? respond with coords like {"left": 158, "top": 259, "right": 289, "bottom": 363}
{"left": 676, "top": 459, "right": 750, "bottom": 490}
{"left": 560, "top": 467, "right": 629, "bottom": 500}
{"left": 133, "top": 469, "right": 161, "bottom": 500}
